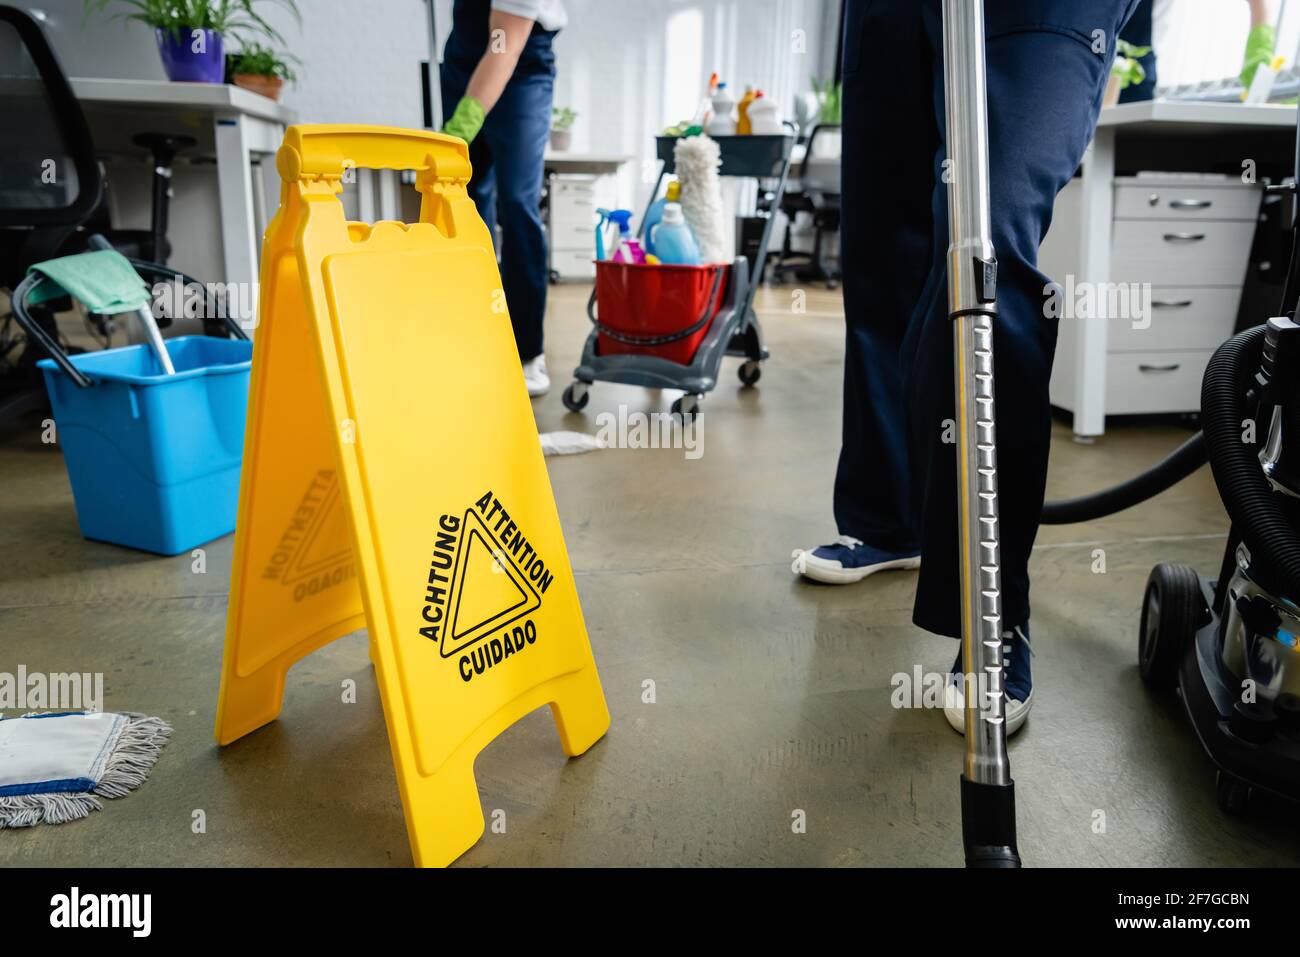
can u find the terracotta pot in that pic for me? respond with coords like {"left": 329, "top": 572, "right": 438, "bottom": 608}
{"left": 233, "top": 74, "right": 284, "bottom": 101}
{"left": 1103, "top": 73, "right": 1122, "bottom": 108}
{"left": 549, "top": 128, "right": 572, "bottom": 151}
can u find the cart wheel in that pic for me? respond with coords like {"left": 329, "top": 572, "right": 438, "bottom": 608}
{"left": 1215, "top": 770, "right": 1252, "bottom": 817}
{"left": 548, "top": 269, "right": 560, "bottom": 285}
{"left": 671, "top": 394, "right": 700, "bottom": 419}
{"left": 1139, "top": 563, "right": 1201, "bottom": 690}
{"left": 738, "top": 360, "right": 762, "bottom": 387}
{"left": 562, "top": 382, "right": 589, "bottom": 413}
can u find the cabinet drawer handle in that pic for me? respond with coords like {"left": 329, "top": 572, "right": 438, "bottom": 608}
{"left": 1163, "top": 232, "right": 1206, "bottom": 242}
{"left": 1169, "top": 199, "right": 1212, "bottom": 210}
{"left": 1139, "top": 363, "right": 1181, "bottom": 373}
{"left": 1151, "top": 299, "right": 1193, "bottom": 308}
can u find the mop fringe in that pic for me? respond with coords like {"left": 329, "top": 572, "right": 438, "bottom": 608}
{"left": 93, "top": 713, "right": 173, "bottom": 799}
{"left": 0, "top": 791, "right": 101, "bottom": 828}
{"left": 0, "top": 712, "right": 172, "bottom": 828}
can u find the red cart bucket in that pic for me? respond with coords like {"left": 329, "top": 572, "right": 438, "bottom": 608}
{"left": 593, "top": 260, "right": 728, "bottom": 366}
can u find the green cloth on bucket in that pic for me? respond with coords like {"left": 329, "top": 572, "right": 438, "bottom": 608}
{"left": 26, "top": 249, "right": 150, "bottom": 314}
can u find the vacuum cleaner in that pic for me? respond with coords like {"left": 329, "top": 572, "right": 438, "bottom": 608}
{"left": 1038, "top": 145, "right": 1300, "bottom": 816}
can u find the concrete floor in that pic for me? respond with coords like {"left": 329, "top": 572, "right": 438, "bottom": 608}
{"left": 2, "top": 281, "right": 1296, "bottom": 867}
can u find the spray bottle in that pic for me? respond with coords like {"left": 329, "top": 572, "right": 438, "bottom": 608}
{"left": 606, "top": 209, "right": 647, "bottom": 264}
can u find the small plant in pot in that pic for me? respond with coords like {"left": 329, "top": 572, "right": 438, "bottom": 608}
{"left": 227, "top": 43, "right": 297, "bottom": 101}
{"left": 1104, "top": 39, "right": 1151, "bottom": 107}
{"left": 82, "top": 0, "right": 299, "bottom": 85}
{"left": 550, "top": 106, "right": 576, "bottom": 151}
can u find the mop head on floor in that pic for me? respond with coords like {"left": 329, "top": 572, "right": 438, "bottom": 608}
{"left": 673, "top": 134, "right": 727, "bottom": 264}
{"left": 540, "top": 431, "right": 606, "bottom": 456}
{"left": 0, "top": 711, "right": 172, "bottom": 828}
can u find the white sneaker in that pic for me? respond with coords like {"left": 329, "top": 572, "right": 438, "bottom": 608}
{"left": 523, "top": 354, "right": 550, "bottom": 397}
{"left": 943, "top": 673, "right": 1032, "bottom": 737}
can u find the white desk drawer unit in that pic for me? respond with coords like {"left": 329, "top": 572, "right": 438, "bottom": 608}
{"left": 548, "top": 174, "right": 597, "bottom": 281}
{"left": 1043, "top": 173, "right": 1261, "bottom": 421}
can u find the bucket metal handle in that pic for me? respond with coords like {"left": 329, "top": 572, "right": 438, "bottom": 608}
{"left": 10, "top": 242, "right": 249, "bottom": 390}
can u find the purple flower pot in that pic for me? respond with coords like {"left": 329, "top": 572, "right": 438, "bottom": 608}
{"left": 155, "top": 27, "right": 225, "bottom": 84}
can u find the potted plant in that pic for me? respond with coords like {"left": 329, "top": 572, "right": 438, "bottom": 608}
{"left": 83, "top": 0, "right": 299, "bottom": 85}
{"left": 550, "top": 107, "right": 576, "bottom": 151}
{"left": 227, "top": 43, "right": 297, "bottom": 100}
{"left": 1104, "top": 39, "right": 1151, "bottom": 107}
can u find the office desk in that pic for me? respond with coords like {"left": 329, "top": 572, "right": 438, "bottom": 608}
{"left": 70, "top": 78, "right": 295, "bottom": 319}
{"left": 1049, "top": 100, "right": 1296, "bottom": 439}
{"left": 543, "top": 151, "right": 631, "bottom": 176}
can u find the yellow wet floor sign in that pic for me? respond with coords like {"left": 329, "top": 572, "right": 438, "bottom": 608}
{"left": 214, "top": 125, "right": 610, "bottom": 867}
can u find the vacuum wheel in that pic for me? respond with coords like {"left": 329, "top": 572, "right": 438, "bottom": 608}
{"left": 738, "top": 360, "right": 762, "bottom": 386}
{"left": 562, "top": 382, "right": 589, "bottom": 412}
{"left": 1215, "top": 770, "right": 1252, "bottom": 817}
{"left": 1139, "top": 562, "right": 1202, "bottom": 690}
{"left": 671, "top": 393, "right": 701, "bottom": 419}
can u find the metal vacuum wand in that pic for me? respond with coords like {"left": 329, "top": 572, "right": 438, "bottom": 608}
{"left": 942, "top": 0, "right": 1020, "bottom": 867}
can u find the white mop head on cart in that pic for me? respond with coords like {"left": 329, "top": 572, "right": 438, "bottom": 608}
{"left": 673, "top": 134, "right": 727, "bottom": 264}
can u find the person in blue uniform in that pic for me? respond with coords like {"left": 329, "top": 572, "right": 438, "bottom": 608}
{"left": 792, "top": 0, "right": 1142, "bottom": 735}
{"left": 440, "top": 0, "right": 567, "bottom": 397}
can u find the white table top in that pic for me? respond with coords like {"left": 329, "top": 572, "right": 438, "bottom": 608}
{"left": 543, "top": 151, "right": 631, "bottom": 171}
{"left": 1099, "top": 99, "right": 1297, "bottom": 130}
{"left": 69, "top": 77, "right": 296, "bottom": 124}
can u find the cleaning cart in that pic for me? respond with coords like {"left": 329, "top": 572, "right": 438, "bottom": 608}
{"left": 562, "top": 132, "right": 794, "bottom": 417}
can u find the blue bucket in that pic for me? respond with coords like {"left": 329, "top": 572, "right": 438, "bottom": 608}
{"left": 38, "top": 336, "right": 253, "bottom": 555}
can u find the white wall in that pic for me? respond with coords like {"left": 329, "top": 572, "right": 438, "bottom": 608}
{"left": 260, "top": 0, "right": 430, "bottom": 127}
{"left": 434, "top": 0, "right": 836, "bottom": 209}
{"left": 1152, "top": 0, "right": 1300, "bottom": 90}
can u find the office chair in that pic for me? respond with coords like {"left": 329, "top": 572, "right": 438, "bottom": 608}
{"left": 0, "top": 4, "right": 229, "bottom": 425}
{"left": 768, "top": 123, "right": 842, "bottom": 289}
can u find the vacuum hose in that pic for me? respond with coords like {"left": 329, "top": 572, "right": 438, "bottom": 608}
{"left": 1200, "top": 326, "right": 1300, "bottom": 598}
{"left": 1040, "top": 432, "right": 1207, "bottom": 525}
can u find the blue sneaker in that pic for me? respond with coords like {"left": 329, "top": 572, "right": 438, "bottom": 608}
{"left": 791, "top": 535, "right": 921, "bottom": 584}
{"left": 942, "top": 625, "right": 1034, "bottom": 736}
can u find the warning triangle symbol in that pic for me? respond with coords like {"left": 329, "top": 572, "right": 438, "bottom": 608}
{"left": 440, "top": 508, "right": 541, "bottom": 658}
{"left": 282, "top": 475, "right": 352, "bottom": 586}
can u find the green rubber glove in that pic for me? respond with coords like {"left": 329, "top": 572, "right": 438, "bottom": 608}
{"left": 443, "top": 95, "right": 485, "bottom": 144}
{"left": 1240, "top": 22, "right": 1277, "bottom": 89}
